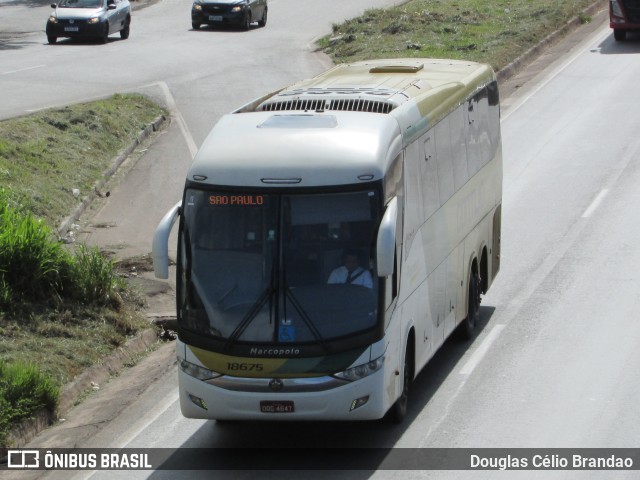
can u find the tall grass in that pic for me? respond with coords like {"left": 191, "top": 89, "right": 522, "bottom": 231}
{"left": 68, "top": 245, "right": 123, "bottom": 306}
{"left": 0, "top": 205, "right": 69, "bottom": 305}
{"left": 0, "top": 201, "right": 119, "bottom": 309}
{"left": 0, "top": 361, "right": 59, "bottom": 447}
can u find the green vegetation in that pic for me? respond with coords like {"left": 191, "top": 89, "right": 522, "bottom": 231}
{"left": 318, "top": 0, "right": 597, "bottom": 68}
{"left": 0, "top": 361, "right": 59, "bottom": 445}
{"left": 0, "top": 94, "right": 167, "bottom": 447}
{"left": 0, "top": 93, "right": 166, "bottom": 227}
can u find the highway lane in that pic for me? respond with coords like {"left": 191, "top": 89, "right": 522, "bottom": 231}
{"left": 6, "top": 2, "right": 640, "bottom": 479}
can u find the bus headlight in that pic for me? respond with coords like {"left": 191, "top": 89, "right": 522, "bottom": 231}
{"left": 333, "top": 356, "right": 384, "bottom": 382}
{"left": 180, "top": 359, "right": 222, "bottom": 381}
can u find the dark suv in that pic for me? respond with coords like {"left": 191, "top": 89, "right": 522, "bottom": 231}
{"left": 191, "top": 0, "right": 267, "bottom": 30}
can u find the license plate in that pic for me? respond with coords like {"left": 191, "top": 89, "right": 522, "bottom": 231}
{"left": 209, "top": 15, "right": 223, "bottom": 21}
{"left": 65, "top": 26, "right": 79, "bottom": 32}
{"left": 260, "top": 401, "right": 294, "bottom": 413}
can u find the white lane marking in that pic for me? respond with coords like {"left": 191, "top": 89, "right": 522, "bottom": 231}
{"left": 116, "top": 389, "right": 180, "bottom": 448}
{"left": 156, "top": 81, "right": 199, "bottom": 159}
{"left": 1, "top": 64, "right": 46, "bottom": 75}
{"left": 459, "top": 324, "right": 506, "bottom": 375}
{"left": 72, "top": 390, "right": 179, "bottom": 480}
{"left": 582, "top": 189, "right": 609, "bottom": 218}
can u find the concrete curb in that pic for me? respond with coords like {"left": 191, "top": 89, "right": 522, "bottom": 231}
{"left": 57, "top": 114, "right": 167, "bottom": 237}
{"left": 6, "top": 329, "right": 163, "bottom": 448}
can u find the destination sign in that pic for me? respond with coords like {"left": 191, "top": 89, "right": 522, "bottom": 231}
{"left": 209, "top": 195, "right": 265, "bottom": 206}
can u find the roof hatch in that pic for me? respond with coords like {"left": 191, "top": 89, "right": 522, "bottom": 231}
{"left": 369, "top": 63, "right": 424, "bottom": 74}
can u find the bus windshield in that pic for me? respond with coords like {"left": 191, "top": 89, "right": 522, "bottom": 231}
{"left": 178, "top": 188, "right": 382, "bottom": 346}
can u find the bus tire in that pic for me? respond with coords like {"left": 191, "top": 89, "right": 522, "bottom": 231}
{"left": 388, "top": 341, "right": 413, "bottom": 423}
{"left": 459, "top": 271, "right": 480, "bottom": 340}
{"left": 614, "top": 29, "right": 626, "bottom": 42}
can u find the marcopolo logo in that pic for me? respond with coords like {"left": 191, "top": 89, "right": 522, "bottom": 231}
{"left": 249, "top": 347, "right": 301, "bottom": 356}
{"left": 8, "top": 450, "right": 40, "bottom": 469}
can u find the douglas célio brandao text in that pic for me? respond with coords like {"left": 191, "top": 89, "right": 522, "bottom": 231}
{"left": 470, "top": 454, "right": 634, "bottom": 470}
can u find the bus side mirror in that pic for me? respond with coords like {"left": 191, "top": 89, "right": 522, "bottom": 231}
{"left": 376, "top": 197, "right": 397, "bottom": 277}
{"left": 152, "top": 201, "right": 181, "bottom": 279}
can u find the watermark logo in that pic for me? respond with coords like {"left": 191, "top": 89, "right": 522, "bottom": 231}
{"left": 7, "top": 450, "right": 39, "bottom": 469}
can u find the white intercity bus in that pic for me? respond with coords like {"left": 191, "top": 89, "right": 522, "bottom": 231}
{"left": 153, "top": 58, "right": 502, "bottom": 422}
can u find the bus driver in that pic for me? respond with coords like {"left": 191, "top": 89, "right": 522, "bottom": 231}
{"left": 327, "top": 249, "right": 373, "bottom": 289}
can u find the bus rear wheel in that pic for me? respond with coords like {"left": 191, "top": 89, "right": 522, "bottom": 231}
{"left": 459, "top": 271, "right": 480, "bottom": 340}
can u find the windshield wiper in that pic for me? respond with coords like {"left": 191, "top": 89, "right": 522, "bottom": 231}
{"left": 284, "top": 287, "right": 328, "bottom": 352}
{"left": 224, "top": 286, "right": 274, "bottom": 351}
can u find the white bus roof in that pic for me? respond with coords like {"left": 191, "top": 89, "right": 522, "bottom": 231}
{"left": 188, "top": 58, "right": 495, "bottom": 188}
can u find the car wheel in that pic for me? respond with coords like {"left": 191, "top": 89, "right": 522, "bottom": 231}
{"left": 242, "top": 11, "right": 251, "bottom": 30}
{"left": 99, "top": 23, "right": 109, "bottom": 43}
{"left": 192, "top": 22, "right": 201, "bottom": 30}
{"left": 120, "top": 16, "right": 130, "bottom": 39}
{"left": 258, "top": 7, "right": 267, "bottom": 27}
{"left": 47, "top": 35, "right": 57, "bottom": 44}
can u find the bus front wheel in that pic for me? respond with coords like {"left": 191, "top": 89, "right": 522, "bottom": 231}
{"left": 614, "top": 29, "right": 627, "bottom": 41}
{"left": 388, "top": 341, "right": 413, "bottom": 423}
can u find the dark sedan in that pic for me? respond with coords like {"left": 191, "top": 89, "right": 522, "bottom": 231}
{"left": 191, "top": 0, "right": 267, "bottom": 30}
{"left": 46, "top": 0, "right": 131, "bottom": 44}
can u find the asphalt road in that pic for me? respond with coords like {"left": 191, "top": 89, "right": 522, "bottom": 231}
{"left": 5, "top": 1, "right": 640, "bottom": 479}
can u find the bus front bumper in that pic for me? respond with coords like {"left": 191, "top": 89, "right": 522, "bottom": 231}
{"left": 178, "top": 368, "right": 392, "bottom": 421}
